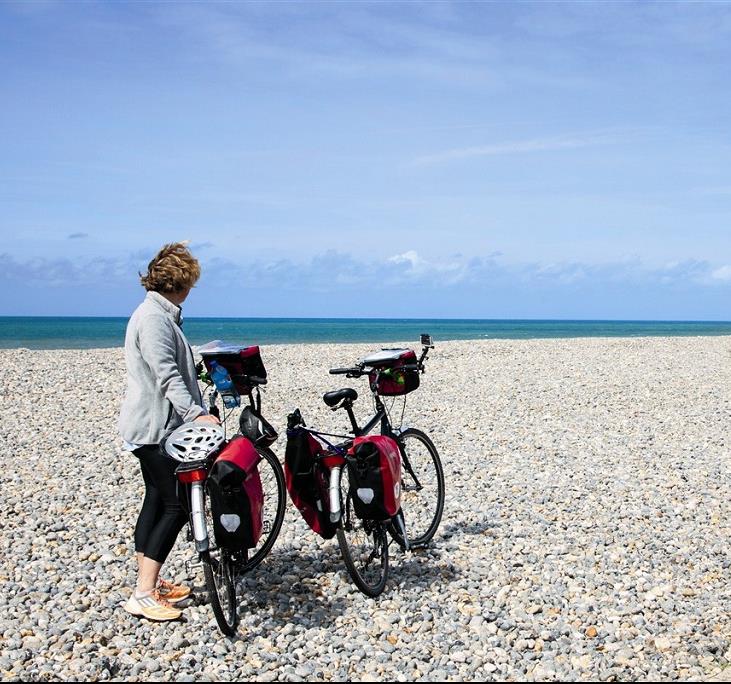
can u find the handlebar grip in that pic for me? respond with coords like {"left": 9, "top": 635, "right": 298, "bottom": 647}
{"left": 330, "top": 368, "right": 355, "bottom": 375}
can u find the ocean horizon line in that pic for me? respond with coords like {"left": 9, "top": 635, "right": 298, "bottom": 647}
{"left": 2, "top": 315, "right": 731, "bottom": 323}
{"left": 2, "top": 317, "right": 731, "bottom": 350}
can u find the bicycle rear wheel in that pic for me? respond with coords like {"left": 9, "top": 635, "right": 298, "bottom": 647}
{"left": 196, "top": 486, "right": 238, "bottom": 636}
{"left": 235, "top": 446, "right": 286, "bottom": 573}
{"left": 389, "top": 428, "right": 444, "bottom": 548}
{"left": 202, "top": 547, "right": 238, "bottom": 636}
{"left": 336, "top": 480, "right": 389, "bottom": 597}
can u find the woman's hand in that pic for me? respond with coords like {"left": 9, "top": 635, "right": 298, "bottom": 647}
{"left": 195, "top": 414, "right": 221, "bottom": 425}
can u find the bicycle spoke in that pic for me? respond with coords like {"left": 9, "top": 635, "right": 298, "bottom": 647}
{"left": 391, "top": 429, "right": 444, "bottom": 548}
{"left": 337, "top": 486, "right": 389, "bottom": 597}
{"left": 236, "top": 447, "right": 286, "bottom": 573}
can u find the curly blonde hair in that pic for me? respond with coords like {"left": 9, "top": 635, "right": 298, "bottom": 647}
{"left": 140, "top": 242, "right": 201, "bottom": 293}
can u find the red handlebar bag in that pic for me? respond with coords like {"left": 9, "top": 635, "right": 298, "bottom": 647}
{"left": 208, "top": 436, "right": 264, "bottom": 550}
{"left": 364, "top": 349, "right": 420, "bottom": 396}
{"left": 201, "top": 346, "right": 267, "bottom": 394}
{"left": 347, "top": 435, "right": 401, "bottom": 520}
{"left": 284, "top": 429, "right": 337, "bottom": 539}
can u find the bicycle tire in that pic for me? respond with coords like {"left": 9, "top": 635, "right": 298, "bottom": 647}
{"left": 336, "top": 479, "right": 389, "bottom": 597}
{"left": 202, "top": 549, "right": 238, "bottom": 636}
{"left": 389, "top": 428, "right": 445, "bottom": 549}
{"left": 236, "top": 446, "right": 286, "bottom": 573}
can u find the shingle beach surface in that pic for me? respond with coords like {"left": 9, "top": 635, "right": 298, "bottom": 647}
{"left": 1, "top": 337, "right": 730, "bottom": 681}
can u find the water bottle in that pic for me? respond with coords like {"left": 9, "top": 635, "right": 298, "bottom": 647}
{"left": 209, "top": 360, "right": 240, "bottom": 409}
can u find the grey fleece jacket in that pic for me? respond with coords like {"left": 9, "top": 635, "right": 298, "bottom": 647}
{"left": 118, "top": 291, "right": 207, "bottom": 445}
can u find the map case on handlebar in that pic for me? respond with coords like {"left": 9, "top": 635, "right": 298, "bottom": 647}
{"left": 197, "top": 340, "right": 267, "bottom": 393}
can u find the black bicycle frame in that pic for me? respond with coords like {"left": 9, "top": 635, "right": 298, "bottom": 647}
{"left": 336, "top": 394, "right": 423, "bottom": 491}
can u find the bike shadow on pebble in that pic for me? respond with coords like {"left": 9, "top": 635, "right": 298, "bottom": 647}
{"left": 440, "top": 518, "right": 500, "bottom": 539}
{"left": 389, "top": 547, "right": 460, "bottom": 594}
{"left": 190, "top": 546, "right": 463, "bottom": 640}
{"left": 193, "top": 547, "right": 357, "bottom": 638}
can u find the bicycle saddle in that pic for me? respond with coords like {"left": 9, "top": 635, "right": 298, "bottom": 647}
{"left": 323, "top": 388, "right": 358, "bottom": 407}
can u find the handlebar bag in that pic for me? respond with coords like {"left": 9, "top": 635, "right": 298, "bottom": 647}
{"left": 364, "top": 349, "right": 420, "bottom": 396}
{"left": 284, "top": 429, "right": 337, "bottom": 539}
{"left": 347, "top": 435, "right": 401, "bottom": 520}
{"left": 208, "top": 436, "right": 264, "bottom": 551}
{"left": 200, "top": 345, "right": 267, "bottom": 394}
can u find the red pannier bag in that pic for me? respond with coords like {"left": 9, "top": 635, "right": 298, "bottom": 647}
{"left": 347, "top": 435, "right": 402, "bottom": 520}
{"left": 284, "top": 429, "right": 337, "bottom": 539}
{"left": 362, "top": 348, "right": 420, "bottom": 396}
{"left": 200, "top": 344, "right": 267, "bottom": 394}
{"left": 207, "top": 436, "right": 264, "bottom": 550}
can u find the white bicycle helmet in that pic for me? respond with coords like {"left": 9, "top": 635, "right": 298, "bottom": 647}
{"left": 164, "top": 422, "right": 225, "bottom": 462}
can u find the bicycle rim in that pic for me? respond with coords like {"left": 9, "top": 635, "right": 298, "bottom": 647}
{"left": 236, "top": 447, "right": 286, "bottom": 573}
{"left": 390, "top": 428, "right": 445, "bottom": 548}
{"left": 337, "top": 487, "right": 389, "bottom": 597}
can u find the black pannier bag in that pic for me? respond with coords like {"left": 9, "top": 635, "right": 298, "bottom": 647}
{"left": 207, "top": 437, "right": 264, "bottom": 551}
{"left": 284, "top": 429, "right": 337, "bottom": 539}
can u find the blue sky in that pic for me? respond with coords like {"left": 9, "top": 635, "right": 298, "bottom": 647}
{"left": 1, "top": 0, "right": 730, "bottom": 318}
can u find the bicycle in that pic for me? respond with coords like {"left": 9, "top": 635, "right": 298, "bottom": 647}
{"left": 164, "top": 348, "right": 286, "bottom": 636}
{"left": 285, "top": 334, "right": 445, "bottom": 596}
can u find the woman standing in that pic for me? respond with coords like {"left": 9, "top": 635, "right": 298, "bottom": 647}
{"left": 118, "top": 242, "right": 219, "bottom": 621}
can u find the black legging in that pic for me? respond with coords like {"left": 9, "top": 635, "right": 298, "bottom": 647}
{"left": 133, "top": 444, "right": 188, "bottom": 564}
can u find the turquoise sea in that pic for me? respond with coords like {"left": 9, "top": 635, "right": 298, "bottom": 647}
{"left": 1, "top": 317, "right": 731, "bottom": 350}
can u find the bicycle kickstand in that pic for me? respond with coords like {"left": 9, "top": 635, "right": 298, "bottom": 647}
{"left": 394, "top": 511, "right": 410, "bottom": 552}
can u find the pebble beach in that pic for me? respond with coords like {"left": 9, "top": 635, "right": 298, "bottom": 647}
{"left": 2, "top": 336, "right": 731, "bottom": 682}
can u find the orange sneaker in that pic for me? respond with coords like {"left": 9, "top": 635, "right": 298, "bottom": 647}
{"left": 123, "top": 589, "right": 182, "bottom": 621}
{"left": 158, "top": 578, "right": 192, "bottom": 603}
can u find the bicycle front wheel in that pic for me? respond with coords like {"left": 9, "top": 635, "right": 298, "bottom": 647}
{"left": 202, "top": 548, "right": 238, "bottom": 636}
{"left": 337, "top": 481, "right": 389, "bottom": 597}
{"left": 236, "top": 446, "right": 286, "bottom": 573}
{"left": 390, "top": 428, "right": 445, "bottom": 548}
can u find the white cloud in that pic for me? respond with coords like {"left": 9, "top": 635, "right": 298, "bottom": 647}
{"left": 3, "top": 250, "right": 730, "bottom": 294}
{"left": 711, "top": 265, "right": 731, "bottom": 282}
{"left": 410, "top": 133, "right": 618, "bottom": 167}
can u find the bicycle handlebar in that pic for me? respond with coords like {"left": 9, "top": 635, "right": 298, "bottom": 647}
{"left": 329, "top": 367, "right": 364, "bottom": 376}
{"left": 329, "top": 363, "right": 422, "bottom": 376}
{"left": 329, "top": 342, "right": 431, "bottom": 379}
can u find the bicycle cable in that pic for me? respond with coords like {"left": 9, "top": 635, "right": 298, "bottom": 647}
{"left": 301, "top": 428, "right": 352, "bottom": 454}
